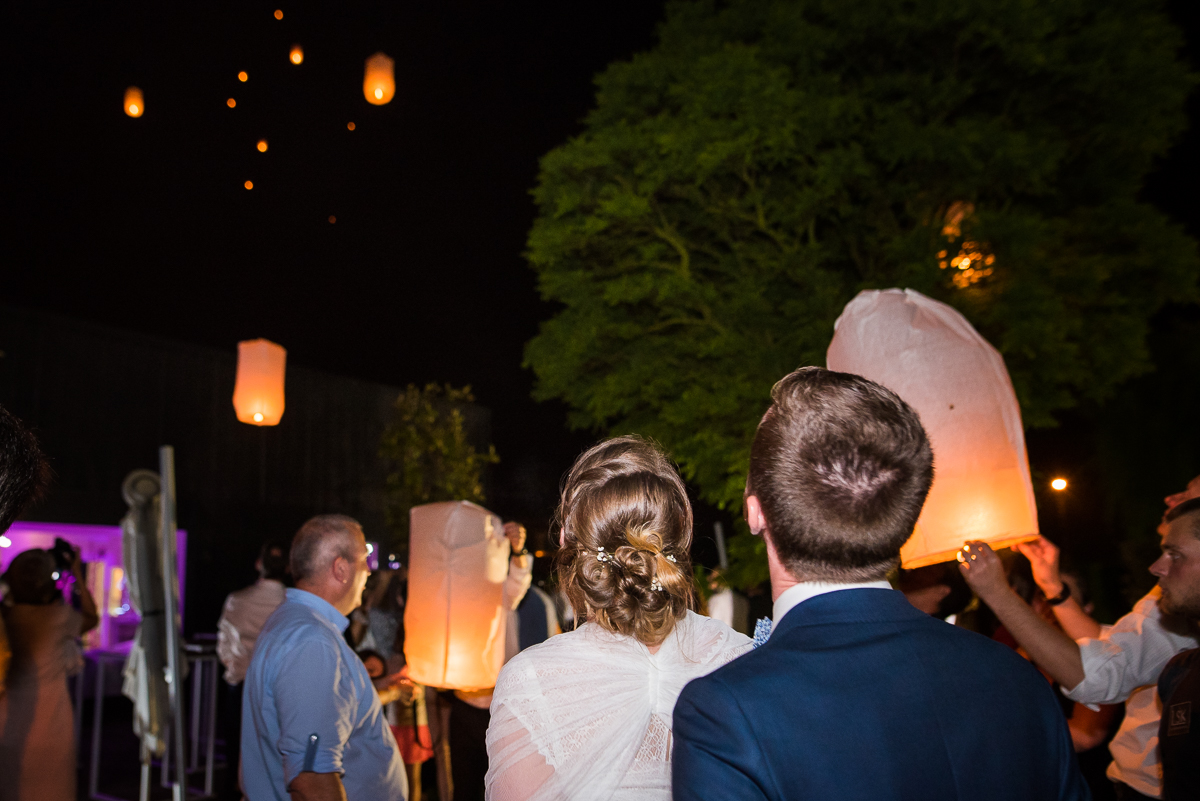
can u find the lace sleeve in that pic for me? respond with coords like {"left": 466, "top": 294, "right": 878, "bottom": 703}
{"left": 485, "top": 703, "right": 555, "bottom": 801}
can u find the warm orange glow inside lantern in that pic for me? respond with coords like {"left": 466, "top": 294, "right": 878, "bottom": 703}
{"left": 238, "top": 71, "right": 248, "bottom": 82}
{"left": 827, "top": 289, "right": 1039, "bottom": 568}
{"left": 232, "top": 339, "right": 286, "bottom": 426}
{"left": 274, "top": 9, "right": 283, "bottom": 20}
{"left": 363, "top": 52, "right": 395, "bottom": 105}
{"left": 124, "top": 87, "right": 144, "bottom": 117}
{"left": 244, "top": 180, "right": 254, "bottom": 190}
{"left": 1051, "top": 478, "right": 1068, "bottom": 491}
{"left": 405, "top": 501, "right": 511, "bottom": 690}
{"left": 257, "top": 139, "right": 268, "bottom": 153}
{"left": 227, "top": 97, "right": 236, "bottom": 108}
{"left": 290, "top": 45, "right": 303, "bottom": 65}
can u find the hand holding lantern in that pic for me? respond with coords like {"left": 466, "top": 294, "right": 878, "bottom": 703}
{"left": 957, "top": 541, "right": 1010, "bottom": 605}
{"left": 1015, "top": 536, "right": 1064, "bottom": 598}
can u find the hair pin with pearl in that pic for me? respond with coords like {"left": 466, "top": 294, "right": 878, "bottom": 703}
{"left": 596, "top": 546, "right": 612, "bottom": 563}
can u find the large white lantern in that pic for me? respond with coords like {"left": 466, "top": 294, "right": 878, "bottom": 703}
{"left": 826, "top": 288, "right": 1039, "bottom": 568}
{"left": 404, "top": 501, "right": 511, "bottom": 690}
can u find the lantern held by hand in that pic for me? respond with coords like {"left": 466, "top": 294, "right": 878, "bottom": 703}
{"left": 826, "top": 288, "right": 1039, "bottom": 568}
{"left": 404, "top": 501, "right": 511, "bottom": 691}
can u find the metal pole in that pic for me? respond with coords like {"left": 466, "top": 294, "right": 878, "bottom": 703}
{"left": 714, "top": 521, "right": 729, "bottom": 570}
{"left": 190, "top": 658, "right": 202, "bottom": 769}
{"left": 204, "top": 660, "right": 217, "bottom": 796}
{"left": 160, "top": 445, "right": 188, "bottom": 801}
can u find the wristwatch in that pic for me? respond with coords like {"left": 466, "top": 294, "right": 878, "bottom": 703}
{"left": 1046, "top": 582, "right": 1072, "bottom": 607}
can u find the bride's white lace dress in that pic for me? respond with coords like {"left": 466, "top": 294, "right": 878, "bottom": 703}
{"left": 484, "top": 610, "right": 752, "bottom": 800}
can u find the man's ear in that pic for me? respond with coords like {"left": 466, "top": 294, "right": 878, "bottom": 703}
{"left": 745, "top": 495, "right": 769, "bottom": 537}
{"left": 331, "top": 555, "right": 349, "bottom": 585}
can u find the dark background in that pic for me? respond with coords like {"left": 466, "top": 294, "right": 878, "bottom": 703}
{"left": 2, "top": 1, "right": 1199, "bottom": 626}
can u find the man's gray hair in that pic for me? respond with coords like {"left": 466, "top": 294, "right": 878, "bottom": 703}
{"left": 290, "top": 514, "right": 363, "bottom": 582}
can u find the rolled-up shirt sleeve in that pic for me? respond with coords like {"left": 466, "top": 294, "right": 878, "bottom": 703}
{"left": 1063, "top": 589, "right": 1199, "bottom": 706}
{"left": 502, "top": 557, "right": 533, "bottom": 612}
{"left": 274, "top": 638, "right": 357, "bottom": 785}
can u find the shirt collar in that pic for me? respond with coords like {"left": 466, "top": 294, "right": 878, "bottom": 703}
{"left": 772, "top": 579, "right": 895, "bottom": 626}
{"left": 286, "top": 587, "right": 351, "bottom": 633}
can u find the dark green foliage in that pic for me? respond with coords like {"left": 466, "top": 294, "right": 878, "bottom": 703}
{"left": 525, "top": 0, "right": 1198, "bottom": 589}
{"left": 380, "top": 384, "right": 499, "bottom": 553}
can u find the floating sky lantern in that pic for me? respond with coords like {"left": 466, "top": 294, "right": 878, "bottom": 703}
{"left": 274, "top": 9, "right": 283, "bottom": 20}
{"left": 124, "top": 87, "right": 144, "bottom": 118}
{"left": 290, "top": 45, "right": 303, "bottom": 65}
{"left": 256, "top": 139, "right": 268, "bottom": 153}
{"left": 227, "top": 98, "right": 236, "bottom": 108}
{"left": 826, "top": 288, "right": 1039, "bottom": 568}
{"left": 347, "top": 121, "right": 356, "bottom": 131}
{"left": 363, "top": 52, "right": 395, "bottom": 105}
{"left": 244, "top": 181, "right": 254, "bottom": 190}
{"left": 232, "top": 339, "right": 286, "bottom": 426}
{"left": 405, "top": 501, "right": 511, "bottom": 690}
{"left": 1051, "top": 478, "right": 1068, "bottom": 491}
{"left": 238, "top": 71, "right": 248, "bottom": 82}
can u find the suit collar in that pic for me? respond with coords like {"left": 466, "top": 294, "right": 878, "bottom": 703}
{"left": 771, "top": 587, "right": 923, "bottom": 639}
{"left": 772, "top": 580, "right": 894, "bottom": 626}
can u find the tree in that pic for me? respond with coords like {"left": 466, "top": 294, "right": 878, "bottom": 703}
{"left": 524, "top": 0, "right": 1199, "bottom": 588}
{"left": 379, "top": 384, "right": 499, "bottom": 554}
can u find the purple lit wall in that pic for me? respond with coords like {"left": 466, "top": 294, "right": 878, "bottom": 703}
{"left": 1, "top": 521, "right": 187, "bottom": 653}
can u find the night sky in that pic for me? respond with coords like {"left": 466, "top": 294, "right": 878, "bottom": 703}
{"left": 3, "top": 1, "right": 1199, "bottom": 526}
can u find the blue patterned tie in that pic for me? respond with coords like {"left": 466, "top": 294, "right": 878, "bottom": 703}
{"left": 752, "top": 617, "right": 772, "bottom": 648}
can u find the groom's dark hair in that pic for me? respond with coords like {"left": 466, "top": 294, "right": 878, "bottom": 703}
{"left": 748, "top": 367, "right": 933, "bottom": 582}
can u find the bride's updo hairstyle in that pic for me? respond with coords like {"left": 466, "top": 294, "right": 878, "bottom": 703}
{"left": 555, "top": 435, "right": 695, "bottom": 646}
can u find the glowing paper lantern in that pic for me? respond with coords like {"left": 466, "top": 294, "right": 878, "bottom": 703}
{"left": 363, "top": 52, "right": 395, "bottom": 105}
{"left": 124, "top": 87, "right": 144, "bottom": 117}
{"left": 404, "top": 501, "right": 511, "bottom": 690}
{"left": 256, "top": 139, "right": 268, "bottom": 153}
{"left": 232, "top": 339, "right": 286, "bottom": 426}
{"left": 290, "top": 45, "right": 303, "bottom": 65}
{"left": 826, "top": 288, "right": 1038, "bottom": 568}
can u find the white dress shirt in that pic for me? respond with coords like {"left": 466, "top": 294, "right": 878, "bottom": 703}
{"left": 216, "top": 577, "right": 287, "bottom": 685}
{"left": 772, "top": 579, "right": 895, "bottom": 626}
{"left": 1062, "top": 586, "right": 1200, "bottom": 797}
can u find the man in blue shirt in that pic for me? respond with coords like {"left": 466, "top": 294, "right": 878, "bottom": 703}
{"left": 242, "top": 515, "right": 408, "bottom": 801}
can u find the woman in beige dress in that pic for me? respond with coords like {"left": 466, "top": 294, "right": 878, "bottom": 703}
{"left": 1, "top": 547, "right": 98, "bottom": 801}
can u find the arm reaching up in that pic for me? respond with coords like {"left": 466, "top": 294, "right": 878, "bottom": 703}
{"left": 1015, "top": 536, "right": 1102, "bottom": 640}
{"left": 958, "top": 541, "right": 1086, "bottom": 690}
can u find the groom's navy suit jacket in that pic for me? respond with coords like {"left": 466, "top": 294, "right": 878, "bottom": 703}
{"left": 673, "top": 589, "right": 1090, "bottom": 801}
